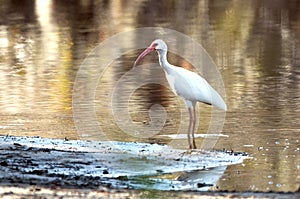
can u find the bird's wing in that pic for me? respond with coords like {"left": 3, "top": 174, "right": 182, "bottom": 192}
{"left": 166, "top": 66, "right": 227, "bottom": 111}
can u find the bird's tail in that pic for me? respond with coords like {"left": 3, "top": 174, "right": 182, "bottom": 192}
{"left": 208, "top": 85, "right": 227, "bottom": 111}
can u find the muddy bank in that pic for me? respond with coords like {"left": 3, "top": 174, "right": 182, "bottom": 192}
{"left": 0, "top": 135, "right": 249, "bottom": 189}
{"left": 0, "top": 135, "right": 298, "bottom": 198}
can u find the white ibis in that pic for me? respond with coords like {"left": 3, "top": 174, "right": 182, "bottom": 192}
{"left": 134, "top": 39, "right": 227, "bottom": 149}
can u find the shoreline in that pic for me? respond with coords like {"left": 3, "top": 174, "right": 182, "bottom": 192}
{"left": 0, "top": 135, "right": 298, "bottom": 198}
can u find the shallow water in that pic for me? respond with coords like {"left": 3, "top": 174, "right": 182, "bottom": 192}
{"left": 0, "top": 0, "right": 299, "bottom": 192}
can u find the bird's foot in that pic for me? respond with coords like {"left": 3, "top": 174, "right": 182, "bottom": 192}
{"left": 180, "top": 148, "right": 198, "bottom": 156}
{"left": 192, "top": 141, "right": 197, "bottom": 149}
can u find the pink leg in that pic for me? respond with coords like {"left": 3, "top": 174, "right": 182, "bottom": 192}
{"left": 192, "top": 104, "right": 197, "bottom": 149}
{"left": 188, "top": 107, "right": 193, "bottom": 149}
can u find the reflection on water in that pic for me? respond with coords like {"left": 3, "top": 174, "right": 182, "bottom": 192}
{"left": 0, "top": 0, "right": 299, "bottom": 192}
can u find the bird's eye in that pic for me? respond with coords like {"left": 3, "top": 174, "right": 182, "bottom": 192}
{"left": 150, "top": 43, "right": 158, "bottom": 49}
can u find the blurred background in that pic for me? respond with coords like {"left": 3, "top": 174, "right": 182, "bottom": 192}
{"left": 0, "top": 0, "right": 299, "bottom": 192}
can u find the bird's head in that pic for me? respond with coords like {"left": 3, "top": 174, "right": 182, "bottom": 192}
{"left": 134, "top": 39, "right": 167, "bottom": 67}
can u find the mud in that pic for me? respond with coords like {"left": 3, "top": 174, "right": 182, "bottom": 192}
{"left": 0, "top": 135, "right": 298, "bottom": 198}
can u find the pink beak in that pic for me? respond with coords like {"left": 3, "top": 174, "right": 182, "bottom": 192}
{"left": 133, "top": 47, "right": 156, "bottom": 67}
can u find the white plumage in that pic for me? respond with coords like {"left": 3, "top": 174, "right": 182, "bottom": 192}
{"left": 134, "top": 39, "right": 227, "bottom": 149}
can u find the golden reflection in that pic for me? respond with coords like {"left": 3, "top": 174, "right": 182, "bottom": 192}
{"left": 35, "top": 0, "right": 73, "bottom": 113}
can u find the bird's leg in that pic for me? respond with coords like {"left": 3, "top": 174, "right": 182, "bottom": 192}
{"left": 188, "top": 107, "right": 193, "bottom": 149}
{"left": 192, "top": 103, "right": 197, "bottom": 149}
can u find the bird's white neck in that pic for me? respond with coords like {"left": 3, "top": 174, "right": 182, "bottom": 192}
{"left": 157, "top": 49, "right": 173, "bottom": 73}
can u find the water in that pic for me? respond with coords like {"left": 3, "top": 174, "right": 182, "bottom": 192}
{"left": 0, "top": 0, "right": 299, "bottom": 193}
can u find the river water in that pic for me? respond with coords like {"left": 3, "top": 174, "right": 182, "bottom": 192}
{"left": 0, "top": 0, "right": 299, "bottom": 193}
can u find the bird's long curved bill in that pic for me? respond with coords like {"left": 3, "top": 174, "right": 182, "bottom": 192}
{"left": 133, "top": 48, "right": 155, "bottom": 67}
